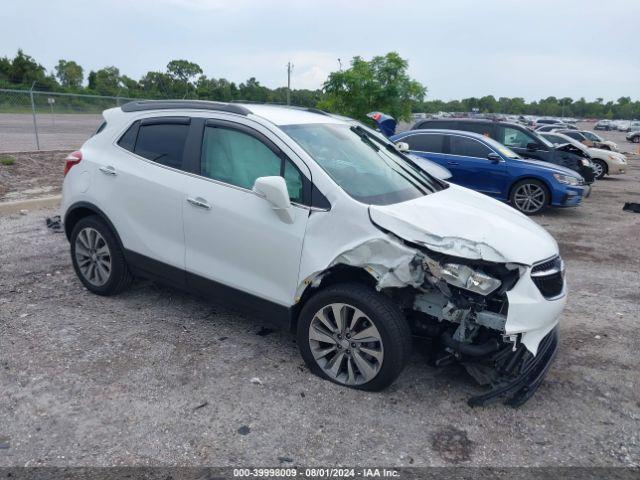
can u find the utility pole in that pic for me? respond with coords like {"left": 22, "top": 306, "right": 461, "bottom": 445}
{"left": 286, "top": 61, "right": 293, "bottom": 106}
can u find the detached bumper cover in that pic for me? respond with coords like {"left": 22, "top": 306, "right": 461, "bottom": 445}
{"left": 468, "top": 327, "right": 559, "bottom": 407}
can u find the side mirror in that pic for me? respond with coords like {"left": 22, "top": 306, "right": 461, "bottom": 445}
{"left": 487, "top": 152, "right": 503, "bottom": 163}
{"left": 395, "top": 141, "right": 410, "bottom": 152}
{"left": 253, "top": 176, "right": 294, "bottom": 224}
{"left": 526, "top": 142, "right": 539, "bottom": 151}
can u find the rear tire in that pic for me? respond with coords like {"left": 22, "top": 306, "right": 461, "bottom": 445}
{"left": 509, "top": 179, "right": 549, "bottom": 215}
{"left": 297, "top": 283, "right": 411, "bottom": 391}
{"left": 70, "top": 215, "right": 133, "bottom": 296}
{"left": 593, "top": 159, "right": 607, "bottom": 180}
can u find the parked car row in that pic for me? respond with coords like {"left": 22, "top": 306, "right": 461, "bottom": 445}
{"left": 388, "top": 115, "right": 631, "bottom": 215}
{"left": 392, "top": 118, "right": 603, "bottom": 215}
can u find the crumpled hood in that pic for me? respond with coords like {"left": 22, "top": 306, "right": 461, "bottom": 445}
{"left": 369, "top": 184, "right": 558, "bottom": 265}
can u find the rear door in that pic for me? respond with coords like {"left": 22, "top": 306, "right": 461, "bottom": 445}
{"left": 93, "top": 117, "right": 191, "bottom": 284}
{"left": 446, "top": 134, "right": 508, "bottom": 197}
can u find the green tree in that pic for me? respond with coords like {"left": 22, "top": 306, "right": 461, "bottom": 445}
{"left": 166, "top": 59, "right": 203, "bottom": 98}
{"left": 319, "top": 52, "right": 425, "bottom": 122}
{"left": 7, "top": 49, "right": 48, "bottom": 85}
{"left": 87, "top": 66, "right": 120, "bottom": 95}
{"left": 55, "top": 59, "right": 84, "bottom": 88}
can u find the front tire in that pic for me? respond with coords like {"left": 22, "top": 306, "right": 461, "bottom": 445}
{"left": 510, "top": 179, "right": 549, "bottom": 215}
{"left": 593, "top": 159, "right": 607, "bottom": 179}
{"left": 633, "top": 136, "right": 640, "bottom": 144}
{"left": 297, "top": 283, "right": 411, "bottom": 391}
{"left": 70, "top": 215, "right": 133, "bottom": 296}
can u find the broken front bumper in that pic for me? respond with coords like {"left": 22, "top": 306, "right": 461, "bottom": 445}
{"left": 468, "top": 327, "right": 559, "bottom": 407}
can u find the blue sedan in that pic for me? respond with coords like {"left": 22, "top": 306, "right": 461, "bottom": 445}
{"left": 391, "top": 129, "right": 588, "bottom": 215}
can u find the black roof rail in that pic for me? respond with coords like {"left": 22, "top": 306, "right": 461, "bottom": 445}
{"left": 121, "top": 100, "right": 250, "bottom": 116}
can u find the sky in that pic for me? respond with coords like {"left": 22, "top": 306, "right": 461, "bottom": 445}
{"left": 2, "top": 0, "right": 638, "bottom": 102}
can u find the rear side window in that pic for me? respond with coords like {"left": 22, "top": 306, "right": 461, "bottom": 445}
{"left": 449, "top": 136, "right": 491, "bottom": 158}
{"left": 134, "top": 123, "right": 189, "bottom": 169}
{"left": 459, "top": 122, "right": 493, "bottom": 136}
{"left": 117, "top": 121, "right": 139, "bottom": 151}
{"left": 404, "top": 133, "right": 444, "bottom": 153}
{"left": 418, "top": 120, "right": 456, "bottom": 130}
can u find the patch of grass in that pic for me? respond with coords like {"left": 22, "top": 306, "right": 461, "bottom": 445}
{"left": 0, "top": 155, "right": 15, "bottom": 166}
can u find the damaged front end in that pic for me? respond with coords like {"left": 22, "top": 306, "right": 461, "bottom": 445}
{"left": 313, "top": 235, "right": 565, "bottom": 407}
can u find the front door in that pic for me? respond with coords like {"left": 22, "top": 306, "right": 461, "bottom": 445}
{"left": 182, "top": 119, "right": 311, "bottom": 319}
{"left": 446, "top": 134, "right": 508, "bottom": 197}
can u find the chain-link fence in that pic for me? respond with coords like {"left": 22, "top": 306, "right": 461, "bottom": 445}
{"left": 0, "top": 88, "right": 138, "bottom": 152}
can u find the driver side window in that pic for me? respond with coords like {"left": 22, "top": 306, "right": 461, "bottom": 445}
{"left": 200, "top": 125, "right": 303, "bottom": 203}
{"left": 497, "top": 127, "right": 532, "bottom": 149}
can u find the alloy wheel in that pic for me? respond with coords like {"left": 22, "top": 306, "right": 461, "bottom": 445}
{"left": 308, "top": 303, "right": 384, "bottom": 386}
{"left": 593, "top": 161, "right": 605, "bottom": 179}
{"left": 513, "top": 183, "right": 546, "bottom": 214}
{"left": 74, "top": 227, "right": 112, "bottom": 286}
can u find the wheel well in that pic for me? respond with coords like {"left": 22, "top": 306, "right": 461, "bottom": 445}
{"left": 64, "top": 206, "right": 96, "bottom": 240}
{"left": 509, "top": 177, "right": 551, "bottom": 204}
{"left": 291, "top": 265, "right": 377, "bottom": 332}
{"left": 64, "top": 203, "right": 123, "bottom": 250}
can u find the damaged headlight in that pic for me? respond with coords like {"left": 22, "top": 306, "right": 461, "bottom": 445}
{"left": 440, "top": 263, "right": 502, "bottom": 295}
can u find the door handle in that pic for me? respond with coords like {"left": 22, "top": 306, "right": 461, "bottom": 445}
{"left": 99, "top": 165, "right": 117, "bottom": 176}
{"left": 186, "top": 196, "right": 212, "bottom": 210}
{"left": 447, "top": 161, "right": 459, "bottom": 165}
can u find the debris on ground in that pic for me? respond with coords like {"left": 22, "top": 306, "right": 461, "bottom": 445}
{"left": 0, "top": 436, "right": 10, "bottom": 449}
{"left": 623, "top": 202, "right": 640, "bottom": 213}
{"left": 193, "top": 401, "right": 209, "bottom": 411}
{"left": 19, "top": 209, "right": 28, "bottom": 215}
{"left": 256, "top": 327, "right": 275, "bottom": 336}
{"left": 46, "top": 215, "right": 63, "bottom": 233}
{"left": 250, "top": 377, "right": 263, "bottom": 385}
{"left": 278, "top": 456, "right": 294, "bottom": 464}
{"left": 237, "top": 425, "right": 251, "bottom": 435}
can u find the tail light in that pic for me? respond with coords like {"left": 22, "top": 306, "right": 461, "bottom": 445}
{"left": 64, "top": 151, "right": 82, "bottom": 176}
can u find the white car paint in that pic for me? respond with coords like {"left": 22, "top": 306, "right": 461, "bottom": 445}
{"left": 61, "top": 104, "right": 567, "bottom": 359}
{"left": 542, "top": 132, "right": 627, "bottom": 176}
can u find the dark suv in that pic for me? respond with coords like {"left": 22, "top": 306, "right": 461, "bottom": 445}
{"left": 412, "top": 119, "right": 596, "bottom": 184}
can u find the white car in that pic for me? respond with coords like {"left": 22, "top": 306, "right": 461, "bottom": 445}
{"left": 541, "top": 131, "right": 627, "bottom": 179}
{"left": 61, "top": 100, "right": 566, "bottom": 406}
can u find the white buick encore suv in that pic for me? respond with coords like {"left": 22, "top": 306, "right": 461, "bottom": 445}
{"left": 61, "top": 100, "right": 566, "bottom": 406}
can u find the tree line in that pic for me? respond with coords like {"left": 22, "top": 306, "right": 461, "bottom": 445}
{"left": 1, "top": 49, "right": 638, "bottom": 121}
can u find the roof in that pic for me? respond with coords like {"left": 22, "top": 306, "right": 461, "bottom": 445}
{"left": 395, "top": 128, "right": 492, "bottom": 141}
{"left": 241, "top": 104, "right": 342, "bottom": 126}
{"left": 119, "top": 100, "right": 343, "bottom": 127}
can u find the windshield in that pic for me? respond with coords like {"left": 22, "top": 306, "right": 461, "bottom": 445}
{"left": 542, "top": 133, "right": 587, "bottom": 152}
{"left": 282, "top": 123, "right": 443, "bottom": 205}
{"left": 530, "top": 130, "right": 555, "bottom": 148}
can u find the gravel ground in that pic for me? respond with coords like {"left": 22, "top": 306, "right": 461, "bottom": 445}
{"left": 0, "top": 133, "right": 639, "bottom": 468}
{"left": 0, "top": 151, "right": 66, "bottom": 201}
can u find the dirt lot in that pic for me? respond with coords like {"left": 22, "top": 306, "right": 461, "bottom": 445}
{"left": 0, "top": 130, "right": 639, "bottom": 468}
{"left": 0, "top": 151, "right": 67, "bottom": 201}
{"left": 0, "top": 113, "right": 102, "bottom": 153}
